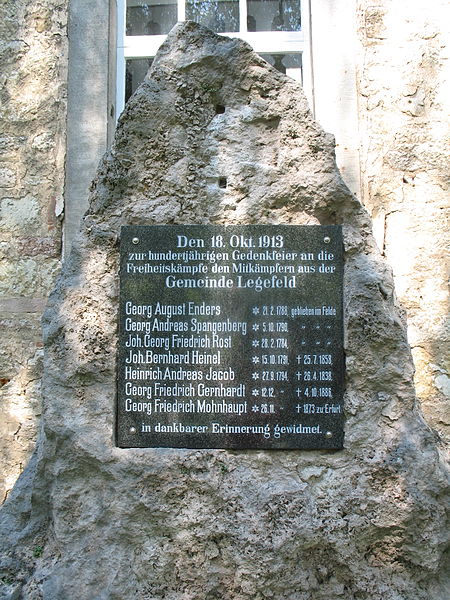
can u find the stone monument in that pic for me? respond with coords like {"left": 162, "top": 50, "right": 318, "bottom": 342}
{"left": 0, "top": 22, "right": 448, "bottom": 600}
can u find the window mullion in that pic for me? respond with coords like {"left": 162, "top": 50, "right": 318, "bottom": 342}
{"left": 117, "top": 0, "right": 126, "bottom": 47}
{"left": 178, "top": 0, "right": 186, "bottom": 23}
{"left": 239, "top": 0, "right": 248, "bottom": 34}
{"left": 300, "top": 0, "right": 314, "bottom": 113}
{"left": 116, "top": 0, "right": 127, "bottom": 117}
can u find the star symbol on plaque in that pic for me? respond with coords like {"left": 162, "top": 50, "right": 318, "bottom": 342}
{"left": 252, "top": 405, "right": 260, "bottom": 412}
{"left": 252, "top": 356, "right": 260, "bottom": 364}
{"left": 252, "top": 307, "right": 260, "bottom": 315}
{"left": 252, "top": 389, "right": 260, "bottom": 396}
{"left": 252, "top": 324, "right": 260, "bottom": 332}
{"left": 252, "top": 340, "right": 260, "bottom": 347}
{"left": 252, "top": 372, "right": 260, "bottom": 380}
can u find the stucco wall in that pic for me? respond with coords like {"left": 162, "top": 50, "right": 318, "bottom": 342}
{"left": 356, "top": 0, "right": 450, "bottom": 447}
{"left": 0, "top": 0, "right": 68, "bottom": 501}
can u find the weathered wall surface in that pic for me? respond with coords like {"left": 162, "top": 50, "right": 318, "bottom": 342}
{"left": 356, "top": 0, "right": 450, "bottom": 447}
{"left": 0, "top": 0, "right": 67, "bottom": 501}
{"left": 0, "top": 0, "right": 448, "bottom": 535}
{"left": 0, "top": 23, "right": 448, "bottom": 600}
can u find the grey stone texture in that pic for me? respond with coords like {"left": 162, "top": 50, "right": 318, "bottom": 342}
{"left": 65, "top": 0, "right": 116, "bottom": 258}
{"left": 0, "top": 22, "right": 448, "bottom": 600}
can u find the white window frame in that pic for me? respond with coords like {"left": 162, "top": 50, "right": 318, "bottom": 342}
{"left": 116, "top": 0, "right": 313, "bottom": 116}
{"left": 63, "top": 0, "right": 359, "bottom": 257}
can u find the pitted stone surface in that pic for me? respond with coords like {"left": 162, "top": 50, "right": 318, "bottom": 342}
{"left": 356, "top": 0, "right": 450, "bottom": 446}
{"left": 0, "top": 0, "right": 67, "bottom": 504}
{"left": 0, "top": 22, "right": 448, "bottom": 600}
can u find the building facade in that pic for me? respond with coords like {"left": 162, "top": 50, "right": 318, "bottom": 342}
{"left": 0, "top": 0, "right": 448, "bottom": 500}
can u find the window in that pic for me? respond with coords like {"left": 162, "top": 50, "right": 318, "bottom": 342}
{"left": 116, "top": 0, "right": 312, "bottom": 114}
{"left": 63, "top": 0, "right": 359, "bottom": 256}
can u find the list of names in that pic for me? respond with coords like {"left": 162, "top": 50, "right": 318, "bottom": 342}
{"left": 117, "top": 225, "right": 344, "bottom": 449}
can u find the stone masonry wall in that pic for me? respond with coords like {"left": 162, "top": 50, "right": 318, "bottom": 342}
{"left": 0, "top": 0, "right": 68, "bottom": 501}
{"left": 0, "top": 0, "right": 449, "bottom": 501}
{"left": 356, "top": 0, "right": 450, "bottom": 448}
{"left": 0, "top": 23, "right": 447, "bottom": 598}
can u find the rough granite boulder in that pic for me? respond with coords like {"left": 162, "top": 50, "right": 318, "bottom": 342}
{"left": 0, "top": 21, "right": 448, "bottom": 600}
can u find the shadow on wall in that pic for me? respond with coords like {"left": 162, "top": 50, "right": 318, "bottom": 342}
{"left": 0, "top": 0, "right": 66, "bottom": 501}
{"left": 0, "top": 353, "right": 43, "bottom": 503}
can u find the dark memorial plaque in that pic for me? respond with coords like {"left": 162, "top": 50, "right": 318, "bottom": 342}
{"left": 117, "top": 225, "right": 344, "bottom": 449}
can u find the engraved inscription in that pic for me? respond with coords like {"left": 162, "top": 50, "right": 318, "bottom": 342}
{"left": 117, "top": 225, "right": 344, "bottom": 449}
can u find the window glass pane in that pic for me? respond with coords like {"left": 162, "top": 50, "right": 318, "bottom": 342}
{"left": 259, "top": 53, "right": 302, "bottom": 83}
{"left": 247, "top": 0, "right": 301, "bottom": 32}
{"left": 126, "top": 58, "right": 154, "bottom": 102}
{"left": 186, "top": 0, "right": 239, "bottom": 33}
{"left": 126, "top": 0, "right": 177, "bottom": 36}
